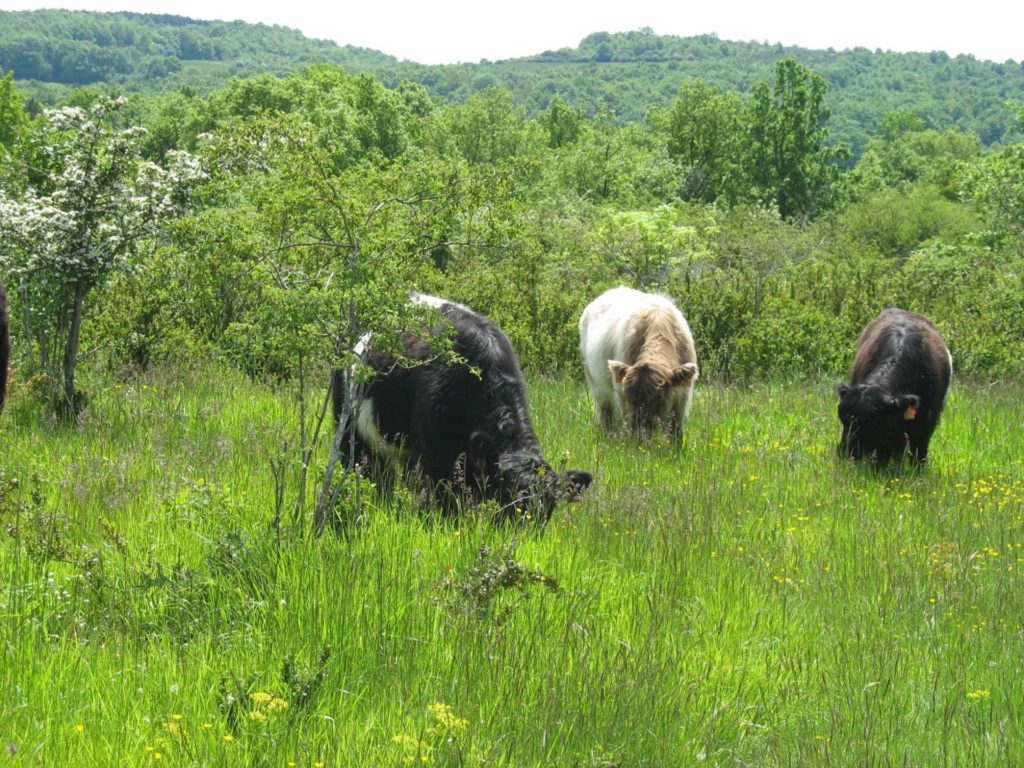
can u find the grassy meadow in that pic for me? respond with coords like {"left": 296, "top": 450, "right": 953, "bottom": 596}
{"left": 1, "top": 366, "right": 1023, "bottom": 766}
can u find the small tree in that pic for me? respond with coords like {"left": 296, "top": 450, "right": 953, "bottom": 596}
{"left": 539, "top": 95, "right": 583, "bottom": 149}
{"left": 591, "top": 205, "right": 703, "bottom": 289}
{"left": 654, "top": 80, "right": 745, "bottom": 205}
{"left": 745, "top": 58, "right": 849, "bottom": 220}
{"left": 0, "top": 96, "right": 203, "bottom": 416}
{"left": 0, "top": 72, "right": 27, "bottom": 151}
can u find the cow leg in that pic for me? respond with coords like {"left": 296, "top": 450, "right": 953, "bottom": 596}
{"left": 584, "top": 366, "right": 615, "bottom": 429}
{"left": 908, "top": 433, "right": 931, "bottom": 464}
{"left": 592, "top": 390, "right": 616, "bottom": 430}
{"left": 668, "top": 389, "right": 692, "bottom": 440}
{"left": 903, "top": 417, "right": 936, "bottom": 465}
{"left": 338, "top": 413, "right": 397, "bottom": 505}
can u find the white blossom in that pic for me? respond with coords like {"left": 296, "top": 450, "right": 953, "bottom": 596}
{"left": 0, "top": 95, "right": 207, "bottom": 300}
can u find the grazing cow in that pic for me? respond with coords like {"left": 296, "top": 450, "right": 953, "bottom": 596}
{"left": 0, "top": 279, "right": 8, "bottom": 414}
{"left": 837, "top": 308, "right": 952, "bottom": 465}
{"left": 332, "top": 293, "right": 592, "bottom": 521}
{"left": 579, "top": 286, "right": 699, "bottom": 435}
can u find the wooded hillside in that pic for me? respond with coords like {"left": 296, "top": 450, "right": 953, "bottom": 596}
{"left": 2, "top": 11, "right": 1023, "bottom": 157}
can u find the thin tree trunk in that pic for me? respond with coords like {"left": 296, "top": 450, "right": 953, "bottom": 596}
{"left": 314, "top": 375, "right": 363, "bottom": 536}
{"left": 62, "top": 286, "right": 85, "bottom": 417}
{"left": 18, "top": 278, "right": 36, "bottom": 375}
{"left": 0, "top": 279, "right": 8, "bottom": 411}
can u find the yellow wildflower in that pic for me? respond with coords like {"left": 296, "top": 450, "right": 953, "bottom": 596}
{"left": 267, "top": 697, "right": 289, "bottom": 714}
{"left": 427, "top": 702, "right": 468, "bottom": 733}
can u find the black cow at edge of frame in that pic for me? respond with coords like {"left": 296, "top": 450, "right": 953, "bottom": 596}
{"left": 0, "top": 278, "right": 9, "bottom": 414}
{"left": 836, "top": 308, "right": 952, "bottom": 466}
{"left": 331, "top": 293, "right": 593, "bottom": 522}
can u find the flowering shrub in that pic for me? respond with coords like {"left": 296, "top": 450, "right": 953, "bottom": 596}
{"left": 0, "top": 96, "right": 204, "bottom": 415}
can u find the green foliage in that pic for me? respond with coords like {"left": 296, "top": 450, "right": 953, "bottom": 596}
{"left": 745, "top": 58, "right": 850, "bottom": 219}
{"left": 422, "top": 87, "right": 530, "bottom": 165}
{"left": 959, "top": 113, "right": 1024, "bottom": 245}
{"left": 652, "top": 81, "right": 745, "bottom": 204}
{"left": 539, "top": 94, "right": 583, "bottom": 149}
{"left": 897, "top": 242, "right": 1024, "bottom": 379}
{"left": 280, "top": 646, "right": 332, "bottom": 710}
{"left": 591, "top": 206, "right": 703, "bottom": 289}
{"left": 3, "top": 54, "right": 1024, "bottom": 398}
{"left": 0, "top": 71, "right": 27, "bottom": 150}
{"left": 855, "top": 111, "right": 983, "bottom": 196}
{"left": 535, "top": 106, "right": 679, "bottom": 206}
{"left": 839, "top": 184, "right": 980, "bottom": 258}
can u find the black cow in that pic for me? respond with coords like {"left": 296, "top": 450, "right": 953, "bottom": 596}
{"left": 837, "top": 308, "right": 952, "bottom": 465}
{"left": 332, "top": 294, "right": 592, "bottom": 521}
{"left": 0, "top": 279, "right": 9, "bottom": 414}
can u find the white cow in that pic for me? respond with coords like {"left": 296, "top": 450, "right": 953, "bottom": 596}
{"left": 579, "top": 286, "right": 699, "bottom": 435}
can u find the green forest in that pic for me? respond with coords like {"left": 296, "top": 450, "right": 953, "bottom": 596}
{"left": 3, "top": 10, "right": 1024, "bottom": 156}
{"left": 4, "top": 11, "right": 1024, "bottom": 767}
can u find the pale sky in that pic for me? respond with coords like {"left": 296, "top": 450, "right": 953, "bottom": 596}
{"left": 2, "top": 0, "right": 1021, "bottom": 65}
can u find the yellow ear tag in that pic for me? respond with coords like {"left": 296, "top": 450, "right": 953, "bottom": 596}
{"left": 903, "top": 405, "right": 918, "bottom": 420}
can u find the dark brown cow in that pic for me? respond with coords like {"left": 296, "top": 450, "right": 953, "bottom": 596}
{"left": 0, "top": 279, "right": 8, "bottom": 414}
{"left": 837, "top": 308, "right": 952, "bottom": 465}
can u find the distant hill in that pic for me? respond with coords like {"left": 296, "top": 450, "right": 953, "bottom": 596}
{"left": 0, "top": 9, "right": 397, "bottom": 94}
{"left": 3, "top": 11, "right": 1024, "bottom": 157}
{"left": 379, "top": 31, "right": 1024, "bottom": 156}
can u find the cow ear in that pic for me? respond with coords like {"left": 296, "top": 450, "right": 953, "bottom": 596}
{"left": 836, "top": 382, "right": 850, "bottom": 398}
{"left": 668, "top": 362, "right": 699, "bottom": 387}
{"left": 608, "top": 360, "right": 630, "bottom": 384}
{"left": 468, "top": 432, "right": 497, "bottom": 476}
{"left": 893, "top": 394, "right": 920, "bottom": 420}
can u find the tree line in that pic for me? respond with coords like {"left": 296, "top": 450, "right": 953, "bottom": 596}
{"left": 3, "top": 11, "right": 1024, "bottom": 158}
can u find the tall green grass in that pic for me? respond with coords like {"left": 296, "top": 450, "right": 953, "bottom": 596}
{"left": 1, "top": 367, "right": 1022, "bottom": 766}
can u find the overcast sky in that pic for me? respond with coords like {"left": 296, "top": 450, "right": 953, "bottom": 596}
{"left": 2, "top": 0, "right": 1021, "bottom": 65}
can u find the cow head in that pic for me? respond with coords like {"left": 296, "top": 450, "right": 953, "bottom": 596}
{"left": 836, "top": 382, "right": 920, "bottom": 463}
{"left": 608, "top": 360, "right": 698, "bottom": 432}
{"left": 468, "top": 431, "right": 592, "bottom": 522}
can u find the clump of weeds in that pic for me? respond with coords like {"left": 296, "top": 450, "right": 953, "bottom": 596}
{"left": 435, "top": 543, "right": 561, "bottom": 624}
